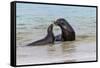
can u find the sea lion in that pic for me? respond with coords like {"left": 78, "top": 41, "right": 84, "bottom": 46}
{"left": 27, "top": 24, "right": 55, "bottom": 46}
{"left": 54, "top": 18, "right": 75, "bottom": 41}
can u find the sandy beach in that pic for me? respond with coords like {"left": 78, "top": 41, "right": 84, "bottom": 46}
{"left": 17, "top": 36, "right": 96, "bottom": 65}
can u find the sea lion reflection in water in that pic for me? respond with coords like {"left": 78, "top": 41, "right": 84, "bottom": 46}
{"left": 54, "top": 18, "right": 75, "bottom": 41}
{"left": 27, "top": 24, "right": 55, "bottom": 46}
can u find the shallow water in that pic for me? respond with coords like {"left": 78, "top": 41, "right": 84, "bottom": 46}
{"left": 16, "top": 36, "right": 96, "bottom": 65}
{"left": 16, "top": 3, "right": 96, "bottom": 65}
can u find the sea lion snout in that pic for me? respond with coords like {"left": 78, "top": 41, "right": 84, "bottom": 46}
{"left": 54, "top": 21, "right": 58, "bottom": 26}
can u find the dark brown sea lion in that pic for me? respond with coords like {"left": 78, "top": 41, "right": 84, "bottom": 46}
{"left": 54, "top": 18, "right": 75, "bottom": 41}
{"left": 27, "top": 24, "right": 55, "bottom": 46}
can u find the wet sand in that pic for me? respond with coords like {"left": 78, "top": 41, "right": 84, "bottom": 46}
{"left": 17, "top": 36, "right": 96, "bottom": 65}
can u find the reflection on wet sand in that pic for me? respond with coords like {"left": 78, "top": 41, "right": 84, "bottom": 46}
{"left": 47, "top": 42, "right": 75, "bottom": 56}
{"left": 47, "top": 42, "right": 76, "bottom": 62}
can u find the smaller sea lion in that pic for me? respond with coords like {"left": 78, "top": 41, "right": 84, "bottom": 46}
{"left": 27, "top": 24, "right": 55, "bottom": 46}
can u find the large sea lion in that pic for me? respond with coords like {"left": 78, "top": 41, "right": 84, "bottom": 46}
{"left": 54, "top": 18, "right": 75, "bottom": 41}
{"left": 27, "top": 24, "right": 55, "bottom": 46}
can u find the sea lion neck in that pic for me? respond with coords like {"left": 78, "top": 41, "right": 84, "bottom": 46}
{"left": 47, "top": 24, "right": 53, "bottom": 33}
{"left": 47, "top": 28, "right": 53, "bottom": 36}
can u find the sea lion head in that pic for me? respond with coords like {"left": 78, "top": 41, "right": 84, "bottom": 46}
{"left": 54, "top": 18, "right": 68, "bottom": 29}
{"left": 54, "top": 18, "right": 68, "bottom": 25}
{"left": 54, "top": 18, "right": 75, "bottom": 33}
